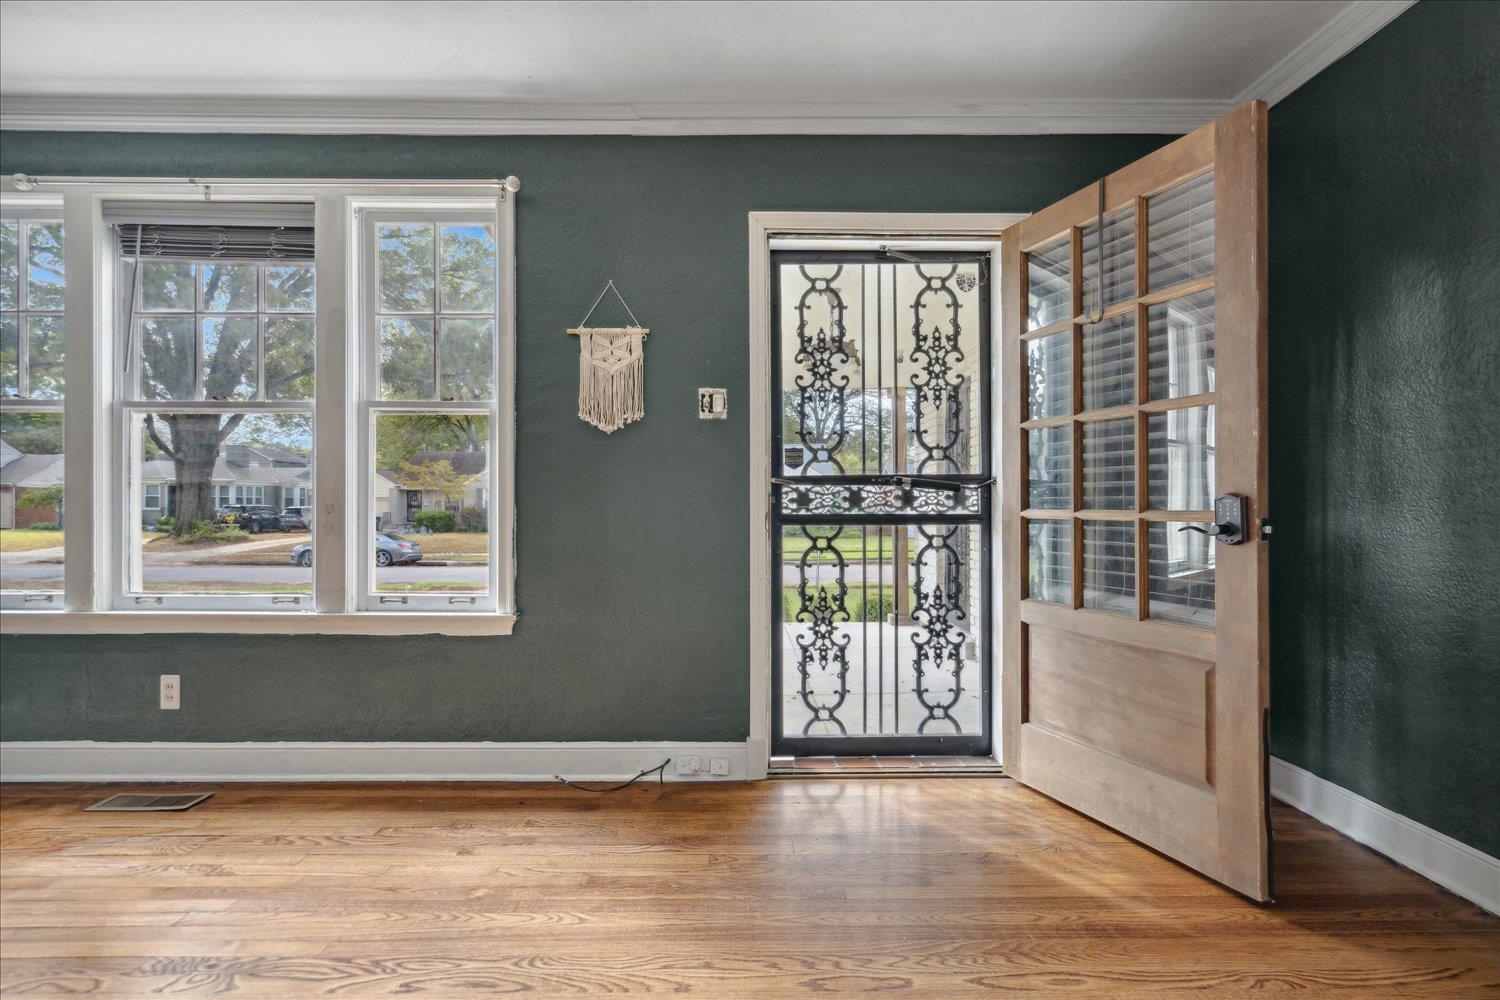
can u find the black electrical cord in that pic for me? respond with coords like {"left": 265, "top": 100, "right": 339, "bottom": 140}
{"left": 553, "top": 759, "right": 670, "bottom": 794}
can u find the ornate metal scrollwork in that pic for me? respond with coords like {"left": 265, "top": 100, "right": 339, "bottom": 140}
{"left": 794, "top": 525, "right": 852, "bottom": 734}
{"left": 779, "top": 483, "right": 982, "bottom": 517}
{"left": 909, "top": 525, "right": 968, "bottom": 734}
{"left": 907, "top": 265, "right": 968, "bottom": 474}
{"left": 793, "top": 265, "right": 851, "bottom": 473}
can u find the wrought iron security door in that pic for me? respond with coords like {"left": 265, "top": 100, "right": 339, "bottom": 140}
{"left": 772, "top": 250, "right": 991, "bottom": 756}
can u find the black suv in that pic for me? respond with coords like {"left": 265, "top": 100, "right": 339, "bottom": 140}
{"left": 215, "top": 504, "right": 287, "bottom": 534}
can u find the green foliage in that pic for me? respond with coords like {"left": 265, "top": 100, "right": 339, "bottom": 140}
{"left": 376, "top": 414, "right": 488, "bottom": 471}
{"left": 413, "top": 509, "right": 456, "bottom": 533}
{"left": 155, "top": 515, "right": 175, "bottom": 529}
{"left": 180, "top": 520, "right": 249, "bottom": 544}
{"left": 26, "top": 521, "right": 60, "bottom": 531}
{"left": 455, "top": 506, "right": 487, "bottom": 532}
{"left": 780, "top": 585, "right": 903, "bottom": 623}
{"left": 17, "top": 483, "right": 62, "bottom": 509}
{"left": 0, "top": 411, "right": 64, "bottom": 455}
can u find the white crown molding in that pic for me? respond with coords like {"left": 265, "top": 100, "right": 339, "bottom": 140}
{"left": 0, "top": 95, "right": 1234, "bottom": 136}
{"left": 1271, "top": 757, "right": 1499, "bottom": 915}
{"left": 1237, "top": 0, "right": 1417, "bottom": 106}
{"left": 0, "top": 740, "right": 750, "bottom": 782}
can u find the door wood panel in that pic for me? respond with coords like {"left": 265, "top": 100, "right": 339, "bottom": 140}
{"left": 1000, "top": 101, "right": 1270, "bottom": 900}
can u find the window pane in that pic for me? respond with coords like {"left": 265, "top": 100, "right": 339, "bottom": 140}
{"left": 26, "top": 316, "right": 65, "bottom": 398}
{"left": 1081, "top": 206, "right": 1135, "bottom": 315}
{"left": 1082, "top": 417, "right": 1134, "bottom": 510}
{"left": 25, "top": 223, "right": 65, "bottom": 310}
{"left": 202, "top": 316, "right": 257, "bottom": 400}
{"left": 439, "top": 225, "right": 496, "bottom": 313}
{"left": 200, "top": 263, "right": 257, "bottom": 312}
{"left": 378, "top": 224, "right": 434, "bottom": 312}
{"left": 1148, "top": 172, "right": 1215, "bottom": 292}
{"left": 140, "top": 262, "right": 194, "bottom": 312}
{"left": 1148, "top": 521, "right": 1215, "bottom": 627}
{"left": 0, "top": 412, "right": 65, "bottom": 594}
{"left": 264, "top": 317, "right": 315, "bottom": 400}
{"left": 1026, "top": 331, "right": 1070, "bottom": 420}
{"left": 139, "top": 317, "right": 196, "bottom": 400}
{"left": 1026, "top": 425, "right": 1070, "bottom": 510}
{"left": 134, "top": 412, "right": 312, "bottom": 596}
{"left": 1027, "top": 520, "right": 1071, "bottom": 604}
{"left": 1026, "top": 233, "right": 1071, "bottom": 331}
{"left": 438, "top": 318, "right": 493, "bottom": 400}
{"left": 264, "top": 265, "right": 315, "bottom": 312}
{"left": 1080, "top": 313, "right": 1135, "bottom": 411}
{"left": 0, "top": 222, "right": 18, "bottom": 310}
{"left": 1148, "top": 289, "right": 1215, "bottom": 400}
{"left": 373, "top": 413, "right": 489, "bottom": 595}
{"left": 0, "top": 316, "right": 16, "bottom": 397}
{"left": 1147, "top": 405, "right": 1215, "bottom": 511}
{"left": 379, "top": 318, "right": 435, "bottom": 399}
{"left": 1082, "top": 519, "right": 1134, "bottom": 615}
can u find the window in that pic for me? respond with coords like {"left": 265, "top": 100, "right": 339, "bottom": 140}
{"left": 0, "top": 181, "right": 515, "bottom": 633}
{"left": 0, "top": 209, "right": 65, "bottom": 607}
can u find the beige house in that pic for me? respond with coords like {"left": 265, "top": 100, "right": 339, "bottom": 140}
{"left": 0, "top": 438, "right": 65, "bottom": 529}
{"left": 374, "top": 450, "right": 489, "bottom": 529}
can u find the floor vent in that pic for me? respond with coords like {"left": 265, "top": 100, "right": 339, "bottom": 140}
{"left": 85, "top": 792, "right": 213, "bottom": 812}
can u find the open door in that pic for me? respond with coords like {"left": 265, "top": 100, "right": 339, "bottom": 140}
{"left": 1000, "top": 101, "right": 1270, "bottom": 899}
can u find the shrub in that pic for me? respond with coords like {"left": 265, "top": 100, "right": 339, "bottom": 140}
{"left": 26, "top": 522, "right": 61, "bottom": 531}
{"left": 181, "top": 519, "right": 250, "bottom": 544}
{"left": 456, "top": 506, "right": 487, "bottom": 532}
{"left": 155, "top": 515, "right": 175, "bottom": 529}
{"left": 413, "top": 509, "right": 455, "bottom": 533}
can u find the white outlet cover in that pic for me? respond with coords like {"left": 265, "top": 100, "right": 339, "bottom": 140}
{"left": 159, "top": 674, "right": 180, "bottom": 710}
{"left": 675, "top": 756, "right": 701, "bottom": 775}
{"left": 709, "top": 757, "right": 730, "bottom": 776}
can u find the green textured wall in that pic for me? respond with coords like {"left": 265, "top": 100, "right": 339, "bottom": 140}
{"left": 1268, "top": 0, "right": 1499, "bottom": 856}
{"left": 0, "top": 132, "right": 1165, "bottom": 744}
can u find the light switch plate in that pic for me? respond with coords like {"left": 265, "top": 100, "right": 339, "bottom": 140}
{"left": 698, "top": 388, "right": 727, "bottom": 420}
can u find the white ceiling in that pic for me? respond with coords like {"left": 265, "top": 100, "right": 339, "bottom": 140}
{"left": 0, "top": 0, "right": 1413, "bottom": 133}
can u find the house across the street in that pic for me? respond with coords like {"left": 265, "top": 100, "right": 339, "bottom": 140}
{"left": 138, "top": 444, "right": 312, "bottom": 526}
{"left": 0, "top": 438, "right": 64, "bottom": 529}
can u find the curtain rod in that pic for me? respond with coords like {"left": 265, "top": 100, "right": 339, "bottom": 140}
{"left": 10, "top": 173, "right": 521, "bottom": 192}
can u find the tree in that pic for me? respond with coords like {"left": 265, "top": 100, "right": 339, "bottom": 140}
{"left": 396, "top": 458, "right": 473, "bottom": 509}
{"left": 16, "top": 483, "right": 62, "bottom": 509}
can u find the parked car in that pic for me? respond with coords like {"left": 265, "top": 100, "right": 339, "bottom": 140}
{"left": 289, "top": 532, "right": 422, "bottom": 568}
{"left": 216, "top": 504, "right": 287, "bottom": 534}
{"left": 279, "top": 507, "right": 310, "bottom": 531}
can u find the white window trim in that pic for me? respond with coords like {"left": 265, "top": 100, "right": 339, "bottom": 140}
{"left": 0, "top": 180, "right": 517, "bottom": 635}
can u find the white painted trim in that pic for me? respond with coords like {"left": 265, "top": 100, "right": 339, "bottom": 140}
{"left": 0, "top": 96, "right": 1233, "bottom": 136}
{"left": 0, "top": 610, "right": 517, "bottom": 635}
{"left": 747, "top": 212, "right": 1022, "bottom": 776}
{"left": 0, "top": 741, "right": 750, "bottom": 782}
{"left": 1270, "top": 757, "right": 1499, "bottom": 915}
{"left": 1235, "top": 0, "right": 1417, "bottom": 106}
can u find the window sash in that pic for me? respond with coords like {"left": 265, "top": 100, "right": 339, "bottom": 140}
{"left": 2, "top": 218, "right": 67, "bottom": 403}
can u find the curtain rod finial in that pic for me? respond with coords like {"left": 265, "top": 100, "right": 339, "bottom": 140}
{"left": 12, "top": 173, "right": 37, "bottom": 191}
{"left": 503, "top": 175, "right": 521, "bottom": 193}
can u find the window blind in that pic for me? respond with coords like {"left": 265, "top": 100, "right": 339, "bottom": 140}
{"left": 114, "top": 222, "right": 315, "bottom": 262}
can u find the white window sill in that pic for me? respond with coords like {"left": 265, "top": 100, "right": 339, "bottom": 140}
{"left": 0, "top": 610, "right": 517, "bottom": 637}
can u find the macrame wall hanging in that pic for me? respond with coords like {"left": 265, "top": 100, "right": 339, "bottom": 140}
{"left": 569, "top": 280, "right": 649, "bottom": 434}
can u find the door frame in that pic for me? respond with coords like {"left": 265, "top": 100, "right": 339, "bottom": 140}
{"left": 747, "top": 212, "right": 1025, "bottom": 777}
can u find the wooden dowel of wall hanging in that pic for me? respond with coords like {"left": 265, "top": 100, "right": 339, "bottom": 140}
{"left": 567, "top": 327, "right": 650, "bottom": 337}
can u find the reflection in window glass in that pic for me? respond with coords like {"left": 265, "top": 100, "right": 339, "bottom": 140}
{"left": 264, "top": 317, "right": 315, "bottom": 400}
{"left": 0, "top": 412, "right": 65, "bottom": 594}
{"left": 1, "top": 220, "right": 65, "bottom": 402}
{"left": 439, "top": 225, "right": 497, "bottom": 312}
{"left": 202, "top": 317, "right": 258, "bottom": 400}
{"left": 438, "top": 318, "right": 494, "bottom": 400}
{"left": 139, "top": 317, "right": 197, "bottom": 400}
{"left": 264, "top": 265, "right": 315, "bottom": 312}
{"left": 379, "top": 318, "right": 435, "bottom": 399}
{"left": 378, "top": 225, "right": 435, "bottom": 312}
{"left": 0, "top": 223, "right": 18, "bottom": 311}
{"left": 25, "top": 223, "right": 65, "bottom": 310}
{"left": 200, "top": 263, "right": 258, "bottom": 312}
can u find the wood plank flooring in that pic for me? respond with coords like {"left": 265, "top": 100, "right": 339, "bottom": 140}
{"left": 1, "top": 778, "right": 1495, "bottom": 997}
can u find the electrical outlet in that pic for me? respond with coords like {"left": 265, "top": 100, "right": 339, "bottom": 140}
{"left": 159, "top": 674, "right": 180, "bottom": 711}
{"left": 675, "top": 756, "right": 701, "bottom": 776}
{"left": 709, "top": 757, "right": 730, "bottom": 777}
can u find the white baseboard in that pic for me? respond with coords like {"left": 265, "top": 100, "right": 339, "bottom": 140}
{"left": 0, "top": 741, "right": 751, "bottom": 783}
{"left": 1270, "top": 757, "right": 1498, "bottom": 915}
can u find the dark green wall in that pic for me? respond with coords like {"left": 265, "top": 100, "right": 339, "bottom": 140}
{"left": 0, "top": 131, "right": 1165, "bottom": 744}
{"left": 1268, "top": 0, "right": 1499, "bottom": 856}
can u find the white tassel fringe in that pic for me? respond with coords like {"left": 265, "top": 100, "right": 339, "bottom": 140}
{"left": 578, "top": 331, "right": 645, "bottom": 433}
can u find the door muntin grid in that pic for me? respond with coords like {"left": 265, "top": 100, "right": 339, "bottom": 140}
{"left": 771, "top": 251, "right": 991, "bottom": 756}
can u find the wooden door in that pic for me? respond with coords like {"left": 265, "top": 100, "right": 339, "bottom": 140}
{"left": 999, "top": 101, "right": 1269, "bottom": 899}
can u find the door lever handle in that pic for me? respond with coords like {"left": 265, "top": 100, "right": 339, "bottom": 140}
{"left": 1178, "top": 523, "right": 1230, "bottom": 537}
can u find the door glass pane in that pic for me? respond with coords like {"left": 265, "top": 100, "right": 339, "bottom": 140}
{"left": 779, "top": 521, "right": 983, "bottom": 739}
{"left": 140, "top": 262, "right": 194, "bottom": 312}
{"left": 1080, "top": 313, "right": 1135, "bottom": 411}
{"left": 0, "top": 222, "right": 18, "bottom": 310}
{"left": 264, "top": 317, "right": 315, "bottom": 400}
{"left": 1027, "top": 520, "right": 1071, "bottom": 604}
{"left": 1081, "top": 206, "right": 1136, "bottom": 315}
{"left": 264, "top": 265, "right": 315, "bottom": 312}
{"left": 378, "top": 224, "right": 435, "bottom": 312}
{"left": 1148, "top": 521, "right": 1215, "bottom": 627}
{"left": 379, "top": 318, "right": 435, "bottom": 399}
{"left": 201, "top": 316, "right": 257, "bottom": 400}
{"left": 25, "top": 223, "right": 65, "bottom": 310}
{"left": 1148, "top": 288, "right": 1215, "bottom": 400}
{"left": 0, "top": 412, "right": 64, "bottom": 593}
{"left": 1027, "top": 425, "right": 1070, "bottom": 509}
{"left": 372, "top": 412, "right": 490, "bottom": 595}
{"left": 1026, "top": 331, "right": 1070, "bottom": 420}
{"left": 139, "top": 317, "right": 197, "bottom": 400}
{"left": 1148, "top": 171, "right": 1215, "bottom": 291}
{"left": 200, "top": 263, "right": 258, "bottom": 312}
{"left": 1082, "top": 519, "right": 1134, "bottom": 615}
{"left": 26, "top": 316, "right": 65, "bottom": 398}
{"left": 1026, "top": 234, "right": 1071, "bottom": 331}
{"left": 439, "top": 225, "right": 496, "bottom": 313}
{"left": 1082, "top": 417, "right": 1134, "bottom": 510}
{"left": 1147, "top": 405, "right": 1215, "bottom": 510}
{"left": 438, "top": 318, "right": 494, "bottom": 401}
{"left": 0, "top": 316, "right": 17, "bottom": 397}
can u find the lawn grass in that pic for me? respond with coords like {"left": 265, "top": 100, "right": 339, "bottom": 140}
{"left": 203, "top": 532, "right": 486, "bottom": 566}
{"left": 0, "top": 529, "right": 65, "bottom": 552}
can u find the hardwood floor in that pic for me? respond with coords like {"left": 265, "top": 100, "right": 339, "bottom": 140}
{"left": 1, "top": 778, "right": 1495, "bottom": 997}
